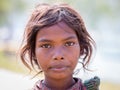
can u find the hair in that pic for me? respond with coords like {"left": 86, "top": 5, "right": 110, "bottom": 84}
{"left": 20, "top": 3, "right": 95, "bottom": 73}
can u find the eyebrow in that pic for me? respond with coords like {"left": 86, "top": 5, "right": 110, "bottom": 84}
{"left": 62, "top": 36, "right": 77, "bottom": 41}
{"left": 38, "top": 36, "right": 77, "bottom": 43}
{"left": 38, "top": 39, "right": 53, "bottom": 43}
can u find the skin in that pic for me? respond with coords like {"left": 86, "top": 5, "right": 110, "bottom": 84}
{"left": 35, "top": 22, "right": 80, "bottom": 90}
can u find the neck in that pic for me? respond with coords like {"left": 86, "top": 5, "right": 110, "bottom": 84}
{"left": 44, "top": 76, "right": 75, "bottom": 90}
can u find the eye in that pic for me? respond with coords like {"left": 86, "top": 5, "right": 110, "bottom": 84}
{"left": 65, "top": 41, "right": 75, "bottom": 47}
{"left": 40, "top": 44, "right": 51, "bottom": 48}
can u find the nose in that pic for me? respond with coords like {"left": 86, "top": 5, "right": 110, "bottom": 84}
{"left": 52, "top": 47, "right": 64, "bottom": 60}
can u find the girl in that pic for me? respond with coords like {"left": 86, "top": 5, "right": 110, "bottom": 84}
{"left": 20, "top": 3, "right": 100, "bottom": 90}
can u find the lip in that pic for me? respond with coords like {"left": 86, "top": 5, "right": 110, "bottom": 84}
{"left": 49, "top": 65, "right": 68, "bottom": 72}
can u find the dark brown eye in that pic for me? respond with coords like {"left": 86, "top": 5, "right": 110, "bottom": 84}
{"left": 40, "top": 44, "right": 51, "bottom": 48}
{"left": 65, "top": 41, "right": 75, "bottom": 47}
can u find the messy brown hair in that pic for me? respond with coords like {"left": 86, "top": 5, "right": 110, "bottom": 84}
{"left": 20, "top": 3, "right": 95, "bottom": 73}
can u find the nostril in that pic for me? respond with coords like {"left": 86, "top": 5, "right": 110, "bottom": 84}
{"left": 61, "top": 57, "right": 64, "bottom": 60}
{"left": 54, "top": 57, "right": 57, "bottom": 60}
{"left": 53, "top": 57, "right": 64, "bottom": 60}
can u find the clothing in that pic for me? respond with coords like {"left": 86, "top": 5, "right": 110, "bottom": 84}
{"left": 32, "top": 76, "right": 100, "bottom": 90}
{"left": 84, "top": 76, "right": 100, "bottom": 90}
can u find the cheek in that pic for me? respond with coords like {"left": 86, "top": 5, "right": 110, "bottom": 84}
{"left": 35, "top": 49, "right": 48, "bottom": 69}
{"left": 71, "top": 45, "right": 80, "bottom": 58}
{"left": 71, "top": 51, "right": 80, "bottom": 64}
{"left": 68, "top": 46, "right": 80, "bottom": 64}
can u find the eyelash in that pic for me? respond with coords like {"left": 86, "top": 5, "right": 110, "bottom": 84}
{"left": 40, "top": 41, "right": 75, "bottom": 48}
{"left": 40, "top": 44, "right": 51, "bottom": 48}
{"left": 65, "top": 41, "right": 75, "bottom": 47}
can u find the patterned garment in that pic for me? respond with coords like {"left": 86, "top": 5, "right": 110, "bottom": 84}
{"left": 32, "top": 76, "right": 100, "bottom": 90}
{"left": 32, "top": 78, "right": 86, "bottom": 90}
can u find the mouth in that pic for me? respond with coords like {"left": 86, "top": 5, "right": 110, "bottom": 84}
{"left": 49, "top": 65, "right": 68, "bottom": 72}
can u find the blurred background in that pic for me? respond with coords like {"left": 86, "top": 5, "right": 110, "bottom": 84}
{"left": 0, "top": 0, "right": 120, "bottom": 90}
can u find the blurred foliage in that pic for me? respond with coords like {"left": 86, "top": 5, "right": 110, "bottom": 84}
{"left": 0, "top": 0, "right": 120, "bottom": 27}
{"left": 0, "top": 0, "right": 27, "bottom": 26}
{"left": 0, "top": 51, "right": 26, "bottom": 73}
{"left": 45, "top": 0, "right": 120, "bottom": 28}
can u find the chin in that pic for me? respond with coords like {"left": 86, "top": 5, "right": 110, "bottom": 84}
{"left": 49, "top": 73, "right": 69, "bottom": 80}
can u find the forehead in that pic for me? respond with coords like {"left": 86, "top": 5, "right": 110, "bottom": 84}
{"left": 36, "top": 22, "right": 77, "bottom": 41}
{"left": 38, "top": 22, "right": 76, "bottom": 35}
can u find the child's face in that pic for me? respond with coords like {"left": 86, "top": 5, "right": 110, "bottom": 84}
{"left": 35, "top": 22, "right": 80, "bottom": 79}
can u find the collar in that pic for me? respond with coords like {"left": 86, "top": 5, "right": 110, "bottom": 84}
{"left": 33, "top": 78, "right": 86, "bottom": 90}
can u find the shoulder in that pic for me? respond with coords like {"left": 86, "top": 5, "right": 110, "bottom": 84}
{"left": 32, "top": 76, "right": 100, "bottom": 90}
{"left": 83, "top": 76, "right": 100, "bottom": 90}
